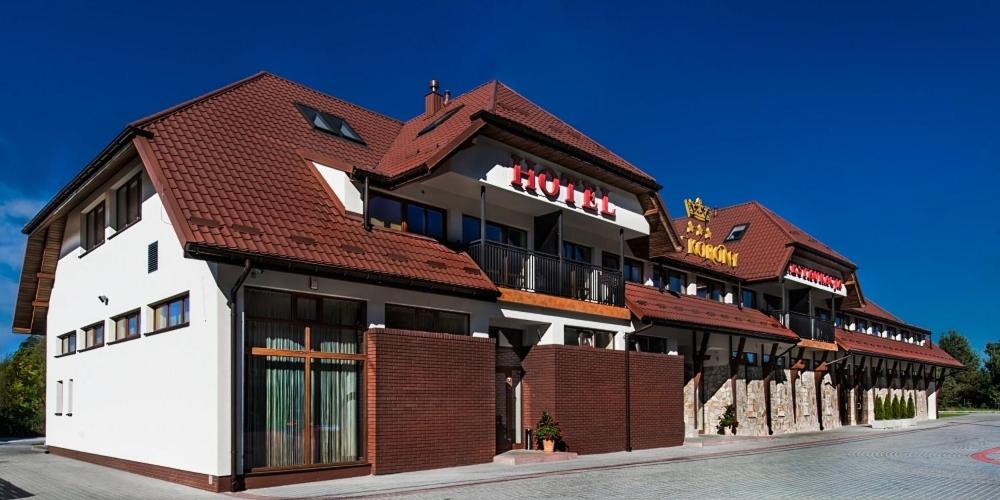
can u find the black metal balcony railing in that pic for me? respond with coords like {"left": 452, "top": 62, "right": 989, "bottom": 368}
{"left": 774, "top": 310, "right": 835, "bottom": 343}
{"left": 467, "top": 240, "right": 625, "bottom": 307}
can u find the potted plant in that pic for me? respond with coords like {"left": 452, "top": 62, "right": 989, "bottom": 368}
{"left": 535, "top": 411, "right": 561, "bottom": 453}
{"left": 717, "top": 404, "right": 739, "bottom": 435}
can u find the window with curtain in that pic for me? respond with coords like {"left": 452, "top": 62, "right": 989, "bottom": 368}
{"left": 152, "top": 293, "right": 190, "bottom": 332}
{"left": 245, "top": 289, "right": 365, "bottom": 470}
{"left": 83, "top": 322, "right": 104, "bottom": 349}
{"left": 112, "top": 310, "right": 141, "bottom": 341}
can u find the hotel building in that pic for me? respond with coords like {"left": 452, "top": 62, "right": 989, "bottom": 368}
{"left": 13, "top": 73, "right": 962, "bottom": 491}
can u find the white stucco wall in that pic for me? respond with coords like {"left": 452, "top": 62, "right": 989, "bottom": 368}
{"left": 45, "top": 160, "right": 231, "bottom": 478}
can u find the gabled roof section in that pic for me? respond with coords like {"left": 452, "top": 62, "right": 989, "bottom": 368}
{"left": 841, "top": 298, "right": 931, "bottom": 335}
{"left": 373, "top": 81, "right": 659, "bottom": 190}
{"left": 130, "top": 72, "right": 497, "bottom": 297}
{"left": 835, "top": 328, "right": 963, "bottom": 368}
{"left": 625, "top": 283, "right": 799, "bottom": 343}
{"left": 663, "top": 200, "right": 856, "bottom": 282}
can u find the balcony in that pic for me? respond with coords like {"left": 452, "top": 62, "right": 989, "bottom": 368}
{"left": 774, "top": 310, "right": 835, "bottom": 343}
{"left": 467, "top": 240, "right": 625, "bottom": 307}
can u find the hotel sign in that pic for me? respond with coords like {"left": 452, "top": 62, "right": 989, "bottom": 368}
{"left": 785, "top": 263, "right": 846, "bottom": 295}
{"left": 509, "top": 155, "right": 616, "bottom": 218}
{"left": 681, "top": 197, "right": 738, "bottom": 268}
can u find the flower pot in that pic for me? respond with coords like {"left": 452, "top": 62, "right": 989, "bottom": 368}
{"left": 542, "top": 438, "right": 555, "bottom": 453}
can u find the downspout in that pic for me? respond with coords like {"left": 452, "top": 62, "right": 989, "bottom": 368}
{"left": 228, "top": 259, "right": 253, "bottom": 491}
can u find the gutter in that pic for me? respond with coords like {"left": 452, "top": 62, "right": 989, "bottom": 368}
{"left": 184, "top": 243, "right": 501, "bottom": 302}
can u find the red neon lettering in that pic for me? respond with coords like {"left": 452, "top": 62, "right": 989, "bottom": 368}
{"left": 599, "top": 188, "right": 616, "bottom": 217}
{"left": 510, "top": 157, "right": 536, "bottom": 191}
{"left": 537, "top": 167, "right": 561, "bottom": 198}
{"left": 561, "top": 173, "right": 576, "bottom": 205}
{"left": 582, "top": 183, "right": 598, "bottom": 211}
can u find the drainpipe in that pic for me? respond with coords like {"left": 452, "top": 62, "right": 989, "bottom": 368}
{"left": 228, "top": 259, "right": 253, "bottom": 491}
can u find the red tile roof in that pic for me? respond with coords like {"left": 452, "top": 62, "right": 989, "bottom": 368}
{"left": 134, "top": 72, "right": 498, "bottom": 296}
{"left": 835, "top": 328, "right": 963, "bottom": 368}
{"left": 663, "top": 201, "right": 855, "bottom": 282}
{"left": 373, "top": 81, "right": 658, "bottom": 186}
{"left": 625, "top": 282, "right": 799, "bottom": 342}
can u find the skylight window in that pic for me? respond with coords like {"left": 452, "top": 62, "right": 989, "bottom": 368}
{"left": 417, "top": 104, "right": 465, "bottom": 136}
{"left": 295, "top": 103, "right": 365, "bottom": 145}
{"left": 724, "top": 223, "right": 749, "bottom": 242}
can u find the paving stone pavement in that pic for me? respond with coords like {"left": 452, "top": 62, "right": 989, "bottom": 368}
{"left": 0, "top": 416, "right": 997, "bottom": 499}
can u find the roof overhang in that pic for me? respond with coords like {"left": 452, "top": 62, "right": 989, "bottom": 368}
{"left": 184, "top": 243, "right": 501, "bottom": 302}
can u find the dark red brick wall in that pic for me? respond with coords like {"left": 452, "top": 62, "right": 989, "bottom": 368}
{"left": 366, "top": 329, "right": 495, "bottom": 475}
{"left": 522, "top": 345, "right": 684, "bottom": 454}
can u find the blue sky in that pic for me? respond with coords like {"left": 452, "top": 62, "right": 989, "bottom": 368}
{"left": 0, "top": 1, "right": 997, "bottom": 358}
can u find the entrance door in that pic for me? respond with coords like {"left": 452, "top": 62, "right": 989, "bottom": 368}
{"left": 492, "top": 328, "right": 525, "bottom": 454}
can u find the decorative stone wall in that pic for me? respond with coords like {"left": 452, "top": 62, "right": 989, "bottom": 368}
{"left": 702, "top": 365, "right": 732, "bottom": 435}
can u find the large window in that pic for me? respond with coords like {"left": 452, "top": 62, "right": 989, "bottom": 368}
{"left": 152, "top": 293, "right": 190, "bottom": 333}
{"left": 368, "top": 193, "right": 445, "bottom": 241}
{"left": 83, "top": 322, "right": 104, "bottom": 349}
{"left": 82, "top": 202, "right": 105, "bottom": 251}
{"left": 632, "top": 335, "right": 669, "bottom": 354}
{"left": 245, "top": 289, "right": 365, "bottom": 470}
{"left": 461, "top": 215, "right": 527, "bottom": 248}
{"left": 112, "top": 310, "right": 141, "bottom": 342}
{"left": 564, "top": 326, "right": 614, "bottom": 349}
{"left": 742, "top": 289, "right": 757, "bottom": 309}
{"left": 696, "top": 277, "right": 725, "bottom": 302}
{"left": 58, "top": 332, "right": 76, "bottom": 356}
{"left": 602, "top": 252, "right": 643, "bottom": 283}
{"left": 385, "top": 304, "right": 469, "bottom": 335}
{"left": 114, "top": 174, "right": 142, "bottom": 230}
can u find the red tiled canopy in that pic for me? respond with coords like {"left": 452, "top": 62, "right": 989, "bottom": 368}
{"left": 625, "top": 282, "right": 799, "bottom": 342}
{"left": 835, "top": 328, "right": 963, "bottom": 368}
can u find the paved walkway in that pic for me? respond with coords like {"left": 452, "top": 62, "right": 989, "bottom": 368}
{"left": 0, "top": 415, "right": 997, "bottom": 499}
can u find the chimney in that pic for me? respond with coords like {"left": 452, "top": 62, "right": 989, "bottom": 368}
{"left": 424, "top": 79, "right": 443, "bottom": 116}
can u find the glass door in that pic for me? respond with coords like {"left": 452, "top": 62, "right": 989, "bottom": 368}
{"left": 244, "top": 288, "right": 366, "bottom": 470}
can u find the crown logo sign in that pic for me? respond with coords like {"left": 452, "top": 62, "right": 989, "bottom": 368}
{"left": 684, "top": 197, "right": 712, "bottom": 223}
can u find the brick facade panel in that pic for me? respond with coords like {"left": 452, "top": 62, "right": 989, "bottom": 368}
{"left": 523, "top": 345, "right": 684, "bottom": 455}
{"left": 366, "top": 329, "right": 495, "bottom": 475}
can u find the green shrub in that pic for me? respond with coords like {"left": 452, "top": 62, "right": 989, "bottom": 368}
{"left": 907, "top": 394, "right": 915, "bottom": 418}
{"left": 717, "top": 404, "right": 739, "bottom": 435}
{"left": 535, "top": 411, "right": 562, "bottom": 443}
{"left": 874, "top": 396, "right": 884, "bottom": 420}
{"left": 891, "top": 395, "right": 901, "bottom": 419}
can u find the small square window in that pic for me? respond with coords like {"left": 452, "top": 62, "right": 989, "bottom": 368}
{"left": 724, "top": 223, "right": 749, "bottom": 242}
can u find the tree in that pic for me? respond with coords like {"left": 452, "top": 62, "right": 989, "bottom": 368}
{"left": 938, "top": 331, "right": 989, "bottom": 408}
{"left": 906, "top": 394, "right": 915, "bottom": 418}
{"left": 891, "top": 395, "right": 901, "bottom": 419}
{"left": 0, "top": 336, "right": 46, "bottom": 436}
{"left": 985, "top": 342, "right": 1000, "bottom": 408}
{"left": 874, "top": 396, "right": 884, "bottom": 420}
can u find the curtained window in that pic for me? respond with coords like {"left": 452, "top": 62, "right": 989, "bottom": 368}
{"left": 245, "top": 289, "right": 365, "bottom": 470}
